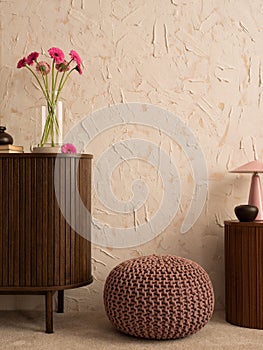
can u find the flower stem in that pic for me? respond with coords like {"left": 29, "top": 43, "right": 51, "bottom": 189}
{"left": 55, "top": 68, "right": 75, "bottom": 104}
{"left": 26, "top": 66, "right": 50, "bottom": 103}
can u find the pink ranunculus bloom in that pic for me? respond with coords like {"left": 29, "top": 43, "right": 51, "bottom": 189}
{"left": 75, "top": 64, "right": 83, "bottom": 75}
{"left": 48, "top": 47, "right": 65, "bottom": 64}
{"left": 17, "top": 57, "right": 27, "bottom": 68}
{"left": 61, "top": 143, "right": 77, "bottom": 154}
{"left": 26, "top": 51, "right": 39, "bottom": 65}
{"left": 36, "top": 61, "right": 51, "bottom": 75}
{"left": 69, "top": 50, "right": 82, "bottom": 66}
{"left": 55, "top": 60, "right": 70, "bottom": 72}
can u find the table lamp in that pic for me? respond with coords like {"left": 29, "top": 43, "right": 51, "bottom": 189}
{"left": 229, "top": 160, "right": 263, "bottom": 220}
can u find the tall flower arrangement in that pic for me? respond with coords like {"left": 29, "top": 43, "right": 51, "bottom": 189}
{"left": 17, "top": 47, "right": 82, "bottom": 147}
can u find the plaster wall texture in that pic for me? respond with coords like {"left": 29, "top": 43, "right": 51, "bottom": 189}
{"left": 1, "top": 0, "right": 263, "bottom": 311}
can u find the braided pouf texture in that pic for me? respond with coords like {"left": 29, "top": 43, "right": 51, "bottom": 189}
{"left": 104, "top": 255, "right": 214, "bottom": 340}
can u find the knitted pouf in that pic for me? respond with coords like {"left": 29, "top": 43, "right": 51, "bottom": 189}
{"left": 103, "top": 255, "right": 214, "bottom": 340}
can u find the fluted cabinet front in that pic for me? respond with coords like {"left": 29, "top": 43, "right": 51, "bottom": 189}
{"left": 0, "top": 154, "right": 93, "bottom": 292}
{"left": 224, "top": 221, "right": 263, "bottom": 329}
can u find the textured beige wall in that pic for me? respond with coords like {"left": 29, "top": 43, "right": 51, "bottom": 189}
{"left": 1, "top": 0, "right": 263, "bottom": 311}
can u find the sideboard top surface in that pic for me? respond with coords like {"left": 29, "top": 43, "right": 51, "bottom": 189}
{"left": 224, "top": 220, "right": 263, "bottom": 227}
{"left": 0, "top": 153, "right": 93, "bottom": 159}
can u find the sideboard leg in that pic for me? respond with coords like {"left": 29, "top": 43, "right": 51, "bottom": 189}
{"left": 57, "top": 290, "right": 64, "bottom": 313}
{"left": 45, "top": 291, "right": 54, "bottom": 333}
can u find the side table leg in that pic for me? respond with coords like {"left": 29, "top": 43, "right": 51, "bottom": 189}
{"left": 57, "top": 290, "right": 64, "bottom": 313}
{"left": 45, "top": 291, "right": 54, "bottom": 333}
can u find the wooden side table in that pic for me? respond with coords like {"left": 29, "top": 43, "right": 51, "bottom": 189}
{"left": 0, "top": 153, "right": 93, "bottom": 333}
{"left": 224, "top": 220, "right": 263, "bottom": 329}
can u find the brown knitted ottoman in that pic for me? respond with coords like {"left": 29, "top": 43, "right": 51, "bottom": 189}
{"left": 103, "top": 255, "right": 214, "bottom": 340}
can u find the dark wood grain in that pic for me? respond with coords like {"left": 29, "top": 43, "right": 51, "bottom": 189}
{"left": 31, "top": 157, "right": 37, "bottom": 287}
{"left": 18, "top": 158, "right": 25, "bottom": 287}
{"left": 70, "top": 159, "right": 76, "bottom": 285}
{"left": 13, "top": 158, "right": 20, "bottom": 287}
{"left": 53, "top": 158, "right": 60, "bottom": 287}
{"left": 225, "top": 220, "right": 263, "bottom": 329}
{"left": 42, "top": 157, "right": 48, "bottom": 287}
{"left": 36, "top": 157, "right": 43, "bottom": 287}
{"left": 57, "top": 290, "right": 64, "bottom": 313}
{"left": 8, "top": 158, "right": 14, "bottom": 287}
{"left": 0, "top": 159, "right": 2, "bottom": 286}
{"left": 25, "top": 158, "right": 32, "bottom": 286}
{"left": 65, "top": 157, "right": 71, "bottom": 286}
{"left": 45, "top": 291, "right": 54, "bottom": 333}
{"left": 59, "top": 158, "right": 66, "bottom": 286}
{"left": 2, "top": 158, "right": 8, "bottom": 287}
{"left": 0, "top": 153, "right": 93, "bottom": 332}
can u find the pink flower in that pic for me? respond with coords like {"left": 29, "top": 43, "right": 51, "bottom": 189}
{"left": 69, "top": 50, "right": 82, "bottom": 66}
{"left": 48, "top": 47, "right": 64, "bottom": 64}
{"left": 36, "top": 61, "right": 51, "bottom": 75}
{"left": 75, "top": 64, "right": 83, "bottom": 75}
{"left": 61, "top": 143, "right": 77, "bottom": 154}
{"left": 26, "top": 51, "right": 39, "bottom": 65}
{"left": 17, "top": 57, "right": 27, "bottom": 68}
{"left": 55, "top": 60, "right": 70, "bottom": 72}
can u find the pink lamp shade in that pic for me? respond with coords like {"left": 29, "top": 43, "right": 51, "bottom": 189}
{"left": 230, "top": 160, "right": 263, "bottom": 173}
{"left": 230, "top": 160, "right": 263, "bottom": 221}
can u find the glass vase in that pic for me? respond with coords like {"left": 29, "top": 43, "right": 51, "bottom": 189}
{"left": 41, "top": 101, "right": 63, "bottom": 147}
{"left": 31, "top": 101, "right": 63, "bottom": 153}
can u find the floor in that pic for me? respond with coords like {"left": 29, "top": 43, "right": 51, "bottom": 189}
{"left": 0, "top": 310, "right": 262, "bottom": 350}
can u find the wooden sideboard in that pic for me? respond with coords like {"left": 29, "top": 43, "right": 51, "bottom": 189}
{"left": 0, "top": 153, "right": 93, "bottom": 333}
{"left": 224, "top": 220, "right": 263, "bottom": 329}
